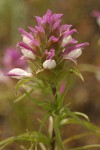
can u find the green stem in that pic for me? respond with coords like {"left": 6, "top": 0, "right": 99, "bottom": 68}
{"left": 53, "top": 116, "right": 65, "bottom": 150}
{"left": 50, "top": 87, "right": 57, "bottom": 150}
{"left": 58, "top": 73, "right": 70, "bottom": 108}
{"left": 51, "top": 128, "right": 56, "bottom": 150}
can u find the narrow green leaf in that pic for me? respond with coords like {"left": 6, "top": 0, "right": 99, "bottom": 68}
{"left": 39, "top": 113, "right": 50, "bottom": 133}
{"left": 63, "top": 132, "right": 92, "bottom": 144}
{"left": 39, "top": 143, "right": 47, "bottom": 150}
{"left": 16, "top": 132, "right": 50, "bottom": 143}
{"left": 14, "top": 88, "right": 33, "bottom": 102}
{"left": 69, "top": 68, "right": 84, "bottom": 81}
{"left": 23, "top": 88, "right": 51, "bottom": 111}
{"left": 15, "top": 78, "right": 33, "bottom": 92}
{"left": 65, "top": 108, "right": 100, "bottom": 134}
{"left": 27, "top": 60, "right": 37, "bottom": 72}
{"left": 74, "top": 112, "right": 89, "bottom": 121}
{"left": 69, "top": 144, "right": 100, "bottom": 150}
{"left": 0, "top": 132, "right": 50, "bottom": 150}
{"left": 0, "top": 137, "right": 15, "bottom": 150}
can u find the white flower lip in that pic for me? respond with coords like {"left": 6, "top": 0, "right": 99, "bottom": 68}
{"left": 23, "top": 36, "right": 31, "bottom": 44}
{"left": 7, "top": 68, "right": 32, "bottom": 79}
{"left": 62, "top": 35, "right": 72, "bottom": 46}
{"left": 21, "top": 49, "right": 35, "bottom": 60}
{"left": 43, "top": 59, "right": 56, "bottom": 69}
{"left": 64, "top": 48, "right": 82, "bottom": 59}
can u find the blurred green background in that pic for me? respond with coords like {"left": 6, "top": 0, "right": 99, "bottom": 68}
{"left": 0, "top": 0, "right": 100, "bottom": 149}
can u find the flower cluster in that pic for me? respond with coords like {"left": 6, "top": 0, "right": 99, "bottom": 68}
{"left": 3, "top": 48, "right": 27, "bottom": 72}
{"left": 8, "top": 10, "right": 88, "bottom": 81}
{"left": 4, "top": 48, "right": 28, "bottom": 79}
{"left": 0, "top": 48, "right": 27, "bottom": 83}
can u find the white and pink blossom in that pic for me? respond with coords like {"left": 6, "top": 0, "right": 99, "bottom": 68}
{"left": 7, "top": 68, "right": 32, "bottom": 79}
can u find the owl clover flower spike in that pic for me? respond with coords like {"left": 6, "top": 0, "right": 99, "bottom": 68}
{"left": 5, "top": 9, "right": 91, "bottom": 150}
{"left": 7, "top": 9, "right": 89, "bottom": 79}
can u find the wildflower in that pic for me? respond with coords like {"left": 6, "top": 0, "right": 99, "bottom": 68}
{"left": 3, "top": 48, "right": 27, "bottom": 72}
{"left": 62, "top": 43, "right": 88, "bottom": 64}
{"left": 8, "top": 9, "right": 88, "bottom": 81}
{"left": 7, "top": 68, "right": 32, "bottom": 79}
{"left": 92, "top": 10, "right": 100, "bottom": 26}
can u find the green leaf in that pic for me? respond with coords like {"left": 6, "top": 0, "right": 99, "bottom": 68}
{"left": 65, "top": 108, "right": 100, "bottom": 134}
{"left": 53, "top": 116, "right": 65, "bottom": 150}
{"left": 39, "top": 113, "right": 50, "bottom": 133}
{"left": 23, "top": 88, "right": 51, "bottom": 111}
{"left": 69, "top": 144, "right": 100, "bottom": 150}
{"left": 39, "top": 143, "right": 47, "bottom": 150}
{"left": 74, "top": 112, "right": 89, "bottom": 121}
{"left": 27, "top": 60, "right": 37, "bottom": 72}
{"left": 15, "top": 84, "right": 52, "bottom": 111}
{"left": 15, "top": 78, "right": 33, "bottom": 92}
{"left": 0, "top": 132, "right": 50, "bottom": 150}
{"left": 63, "top": 132, "right": 92, "bottom": 144}
{"left": 69, "top": 68, "right": 84, "bottom": 81}
{"left": 14, "top": 88, "right": 34, "bottom": 102}
{"left": 36, "top": 69, "right": 56, "bottom": 84}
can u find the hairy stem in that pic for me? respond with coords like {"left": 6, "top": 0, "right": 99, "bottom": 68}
{"left": 50, "top": 87, "right": 57, "bottom": 150}
{"left": 51, "top": 129, "right": 56, "bottom": 150}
